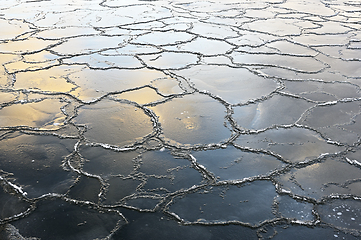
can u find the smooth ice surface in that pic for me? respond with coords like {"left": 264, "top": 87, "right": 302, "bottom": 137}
{"left": 0, "top": 99, "right": 68, "bottom": 129}
{"left": 0, "top": 133, "right": 77, "bottom": 198}
{"left": 167, "top": 181, "right": 277, "bottom": 226}
{"left": 234, "top": 127, "right": 346, "bottom": 163}
{"left": 175, "top": 65, "right": 279, "bottom": 105}
{"left": 191, "top": 145, "right": 285, "bottom": 181}
{"left": 150, "top": 93, "right": 232, "bottom": 146}
{"left": 11, "top": 198, "right": 125, "bottom": 240}
{"left": 1, "top": 0, "right": 361, "bottom": 239}
{"left": 73, "top": 99, "right": 155, "bottom": 147}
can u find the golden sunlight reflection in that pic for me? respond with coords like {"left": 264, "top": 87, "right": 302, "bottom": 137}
{"left": 0, "top": 92, "right": 17, "bottom": 104}
{"left": 5, "top": 60, "right": 59, "bottom": 74}
{"left": 14, "top": 66, "right": 82, "bottom": 93}
{"left": 150, "top": 77, "right": 184, "bottom": 96}
{"left": 0, "top": 99, "right": 67, "bottom": 129}
{"left": 0, "top": 19, "right": 32, "bottom": 40}
{"left": 112, "top": 87, "right": 164, "bottom": 105}
{"left": 0, "top": 54, "right": 21, "bottom": 65}
{"left": 23, "top": 50, "right": 60, "bottom": 62}
{"left": 67, "top": 68, "right": 168, "bottom": 101}
{"left": 0, "top": 38, "right": 59, "bottom": 54}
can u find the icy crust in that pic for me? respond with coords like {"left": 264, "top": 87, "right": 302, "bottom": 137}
{"left": 1, "top": 0, "right": 361, "bottom": 239}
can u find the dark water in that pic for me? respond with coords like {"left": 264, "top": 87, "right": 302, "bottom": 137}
{"left": 0, "top": 0, "right": 361, "bottom": 239}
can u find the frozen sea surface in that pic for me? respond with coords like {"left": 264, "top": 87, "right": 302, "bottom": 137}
{"left": 0, "top": 0, "right": 361, "bottom": 239}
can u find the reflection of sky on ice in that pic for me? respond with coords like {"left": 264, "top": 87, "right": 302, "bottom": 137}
{"left": 0, "top": 0, "right": 361, "bottom": 239}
